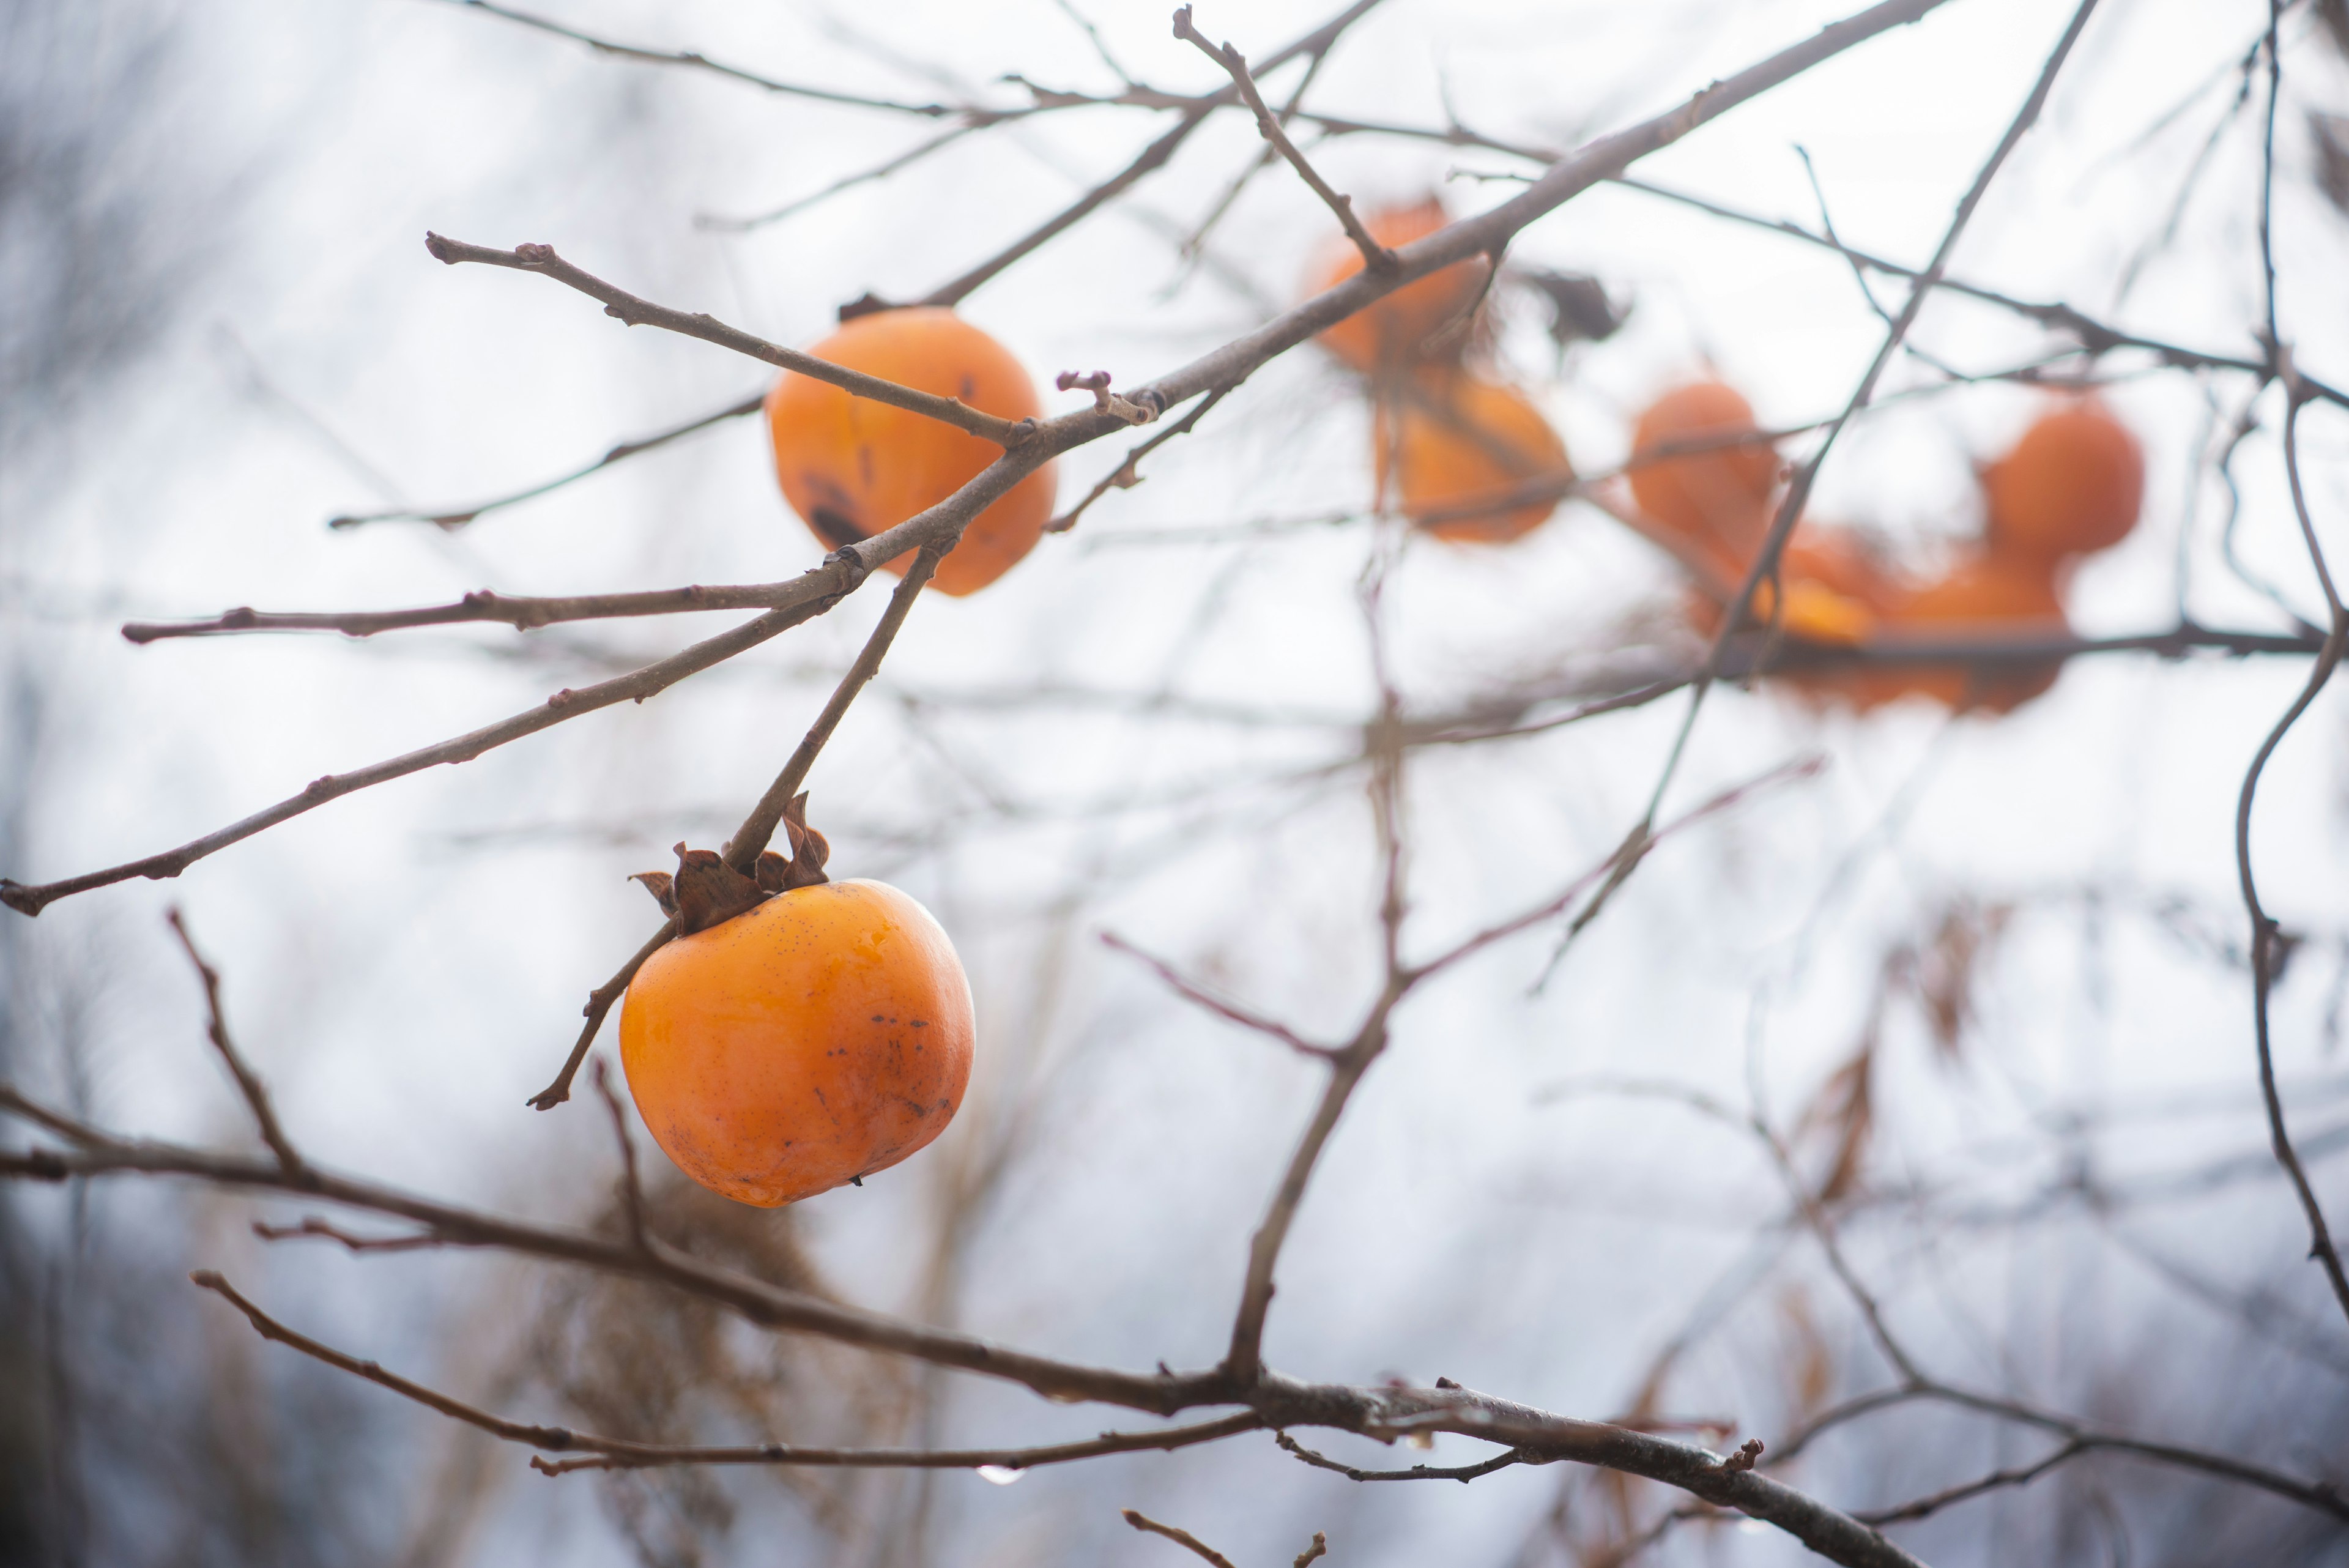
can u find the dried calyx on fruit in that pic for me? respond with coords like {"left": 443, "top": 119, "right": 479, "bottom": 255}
{"left": 619, "top": 794, "right": 976, "bottom": 1208}
{"left": 630, "top": 795, "right": 831, "bottom": 934}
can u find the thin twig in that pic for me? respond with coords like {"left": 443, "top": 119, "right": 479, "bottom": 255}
{"left": 193, "top": 1266, "right": 1260, "bottom": 1473}
{"left": 530, "top": 922, "right": 674, "bottom": 1112}
{"left": 1178, "top": 47, "right": 1335, "bottom": 262}
{"left": 1100, "top": 932, "right": 1341, "bottom": 1060}
{"left": 1854, "top": 1440, "right": 2088, "bottom": 1525}
{"left": 919, "top": 0, "right": 1390, "bottom": 308}
{"left": 1605, "top": 174, "right": 2349, "bottom": 412}
{"left": 1419, "top": 756, "right": 1826, "bottom": 984}
{"left": 324, "top": 390, "right": 765, "bottom": 530}
{"left": 1278, "top": 1430, "right": 1529, "bottom": 1482}
{"left": 1047, "top": 385, "right": 1236, "bottom": 533}
{"left": 530, "top": 547, "right": 942, "bottom": 1110}
{"left": 4, "top": 1084, "right": 1943, "bottom": 1566}
{"left": 534, "top": 1414, "right": 1264, "bottom": 1476}
{"left": 123, "top": 577, "right": 833, "bottom": 643}
{"left": 1564, "top": 0, "right": 2099, "bottom": 963}
{"left": 165, "top": 910, "right": 304, "bottom": 1176}
{"left": 589, "top": 1058, "right": 650, "bottom": 1253}
{"left": 2238, "top": 1, "right": 2349, "bottom": 1331}
{"left": 2, "top": 559, "right": 867, "bottom": 918}
{"left": 1773, "top": 1381, "right": 2349, "bottom": 1522}
{"left": 1220, "top": 554, "right": 1419, "bottom": 1381}
{"left": 723, "top": 545, "right": 943, "bottom": 872}
{"left": 697, "top": 124, "right": 981, "bottom": 233}
{"left": 423, "top": 235, "right": 1036, "bottom": 447}
{"left": 7, "top": 0, "right": 1956, "bottom": 923}
{"left": 1123, "top": 1509, "right": 1238, "bottom": 1568}
{"left": 1173, "top": 7, "right": 1396, "bottom": 273}
{"left": 429, "top": 0, "right": 982, "bottom": 118}
{"left": 251, "top": 1216, "right": 440, "bottom": 1253}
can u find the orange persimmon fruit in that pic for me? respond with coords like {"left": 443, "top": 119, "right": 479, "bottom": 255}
{"left": 1628, "top": 380, "right": 1781, "bottom": 569}
{"left": 766, "top": 307, "right": 1055, "bottom": 597}
{"left": 1304, "top": 196, "right": 1488, "bottom": 373}
{"left": 1869, "top": 551, "right": 2068, "bottom": 713}
{"left": 1373, "top": 372, "right": 1571, "bottom": 543}
{"left": 1682, "top": 524, "right": 1887, "bottom": 646}
{"left": 1981, "top": 398, "right": 2143, "bottom": 562}
{"left": 620, "top": 879, "right": 976, "bottom": 1207}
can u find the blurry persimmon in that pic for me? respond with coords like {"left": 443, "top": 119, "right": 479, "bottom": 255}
{"left": 766, "top": 307, "right": 1055, "bottom": 597}
{"left": 1683, "top": 523, "right": 1886, "bottom": 650}
{"left": 1373, "top": 371, "right": 1570, "bottom": 543}
{"left": 1305, "top": 196, "right": 1487, "bottom": 373}
{"left": 1981, "top": 399, "right": 2142, "bottom": 562}
{"left": 1783, "top": 527, "right": 1899, "bottom": 615}
{"left": 620, "top": 843, "right": 974, "bottom": 1208}
{"left": 1868, "top": 551, "right": 2068, "bottom": 713}
{"left": 1628, "top": 380, "right": 1781, "bottom": 568}
{"left": 1772, "top": 526, "right": 1902, "bottom": 707}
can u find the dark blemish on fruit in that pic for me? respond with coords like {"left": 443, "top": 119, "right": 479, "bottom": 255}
{"left": 858, "top": 444, "right": 875, "bottom": 489}
{"left": 910, "top": 1020, "right": 928, "bottom": 1028}
{"left": 810, "top": 507, "right": 866, "bottom": 549}
{"left": 959, "top": 374, "right": 976, "bottom": 401}
{"left": 871, "top": 1014, "right": 886, "bottom": 1023}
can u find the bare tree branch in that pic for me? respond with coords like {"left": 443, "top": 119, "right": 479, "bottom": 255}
{"left": 196, "top": 1267, "right": 1262, "bottom": 1476}
{"left": 1854, "top": 1441, "right": 2087, "bottom": 1526}
{"left": 1047, "top": 385, "right": 1235, "bottom": 533}
{"left": 1100, "top": 931, "right": 1341, "bottom": 1061}
{"left": 1123, "top": 1509, "right": 1239, "bottom": 1568}
{"left": 3, "top": 1085, "right": 1940, "bottom": 1566}
{"left": 2, "top": 552, "right": 870, "bottom": 917}
{"left": 697, "top": 126, "right": 981, "bottom": 234}
{"left": 426, "top": 0, "right": 988, "bottom": 119}
{"left": 1173, "top": 7, "right": 1396, "bottom": 274}
{"left": 2236, "top": 2, "right": 2349, "bottom": 1331}
{"left": 1277, "top": 1430, "right": 1531, "bottom": 1482}
{"left": 165, "top": 908, "right": 303, "bottom": 1176}
{"left": 324, "top": 389, "right": 765, "bottom": 530}
{"left": 723, "top": 545, "right": 942, "bottom": 873}
{"left": 122, "top": 577, "right": 834, "bottom": 643}
{"left": 528, "top": 546, "right": 942, "bottom": 1110}
{"left": 421, "top": 234, "right": 1039, "bottom": 446}
{"left": 1554, "top": 0, "right": 2098, "bottom": 967}
{"left": 9, "top": 0, "right": 1961, "bottom": 925}
{"left": 1605, "top": 174, "right": 2349, "bottom": 412}
{"left": 529, "top": 923, "right": 674, "bottom": 1114}
{"left": 919, "top": 0, "right": 1392, "bottom": 308}
{"left": 588, "top": 1058, "right": 651, "bottom": 1254}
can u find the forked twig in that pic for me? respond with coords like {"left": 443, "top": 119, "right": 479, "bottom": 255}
{"left": 166, "top": 909, "right": 303, "bottom": 1176}
{"left": 529, "top": 546, "right": 943, "bottom": 1110}
{"left": 1173, "top": 6, "right": 1397, "bottom": 273}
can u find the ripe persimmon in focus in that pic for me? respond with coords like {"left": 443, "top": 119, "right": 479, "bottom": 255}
{"left": 1628, "top": 381, "right": 1780, "bottom": 567}
{"left": 1982, "top": 399, "right": 2143, "bottom": 562}
{"left": 1373, "top": 373, "right": 1570, "bottom": 543}
{"left": 620, "top": 856, "right": 975, "bottom": 1208}
{"left": 766, "top": 307, "right": 1055, "bottom": 597}
{"left": 1873, "top": 551, "right": 2068, "bottom": 713}
{"left": 1305, "top": 197, "right": 1487, "bottom": 373}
